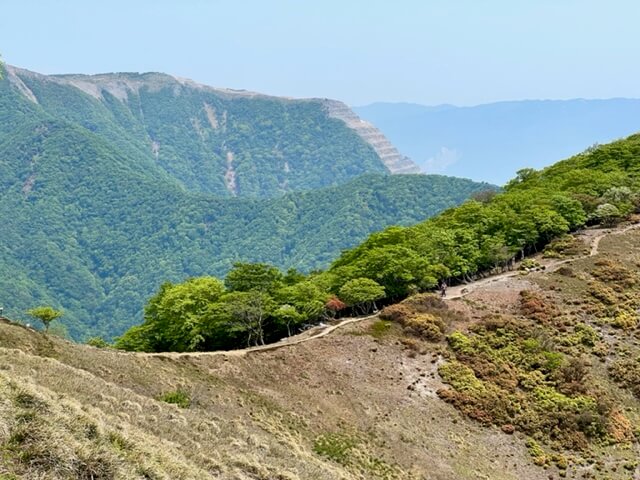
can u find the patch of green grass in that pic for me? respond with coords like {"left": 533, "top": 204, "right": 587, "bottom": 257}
{"left": 368, "top": 320, "right": 393, "bottom": 339}
{"left": 108, "top": 432, "right": 132, "bottom": 452}
{"left": 158, "top": 389, "right": 191, "bottom": 408}
{"left": 313, "top": 433, "right": 357, "bottom": 465}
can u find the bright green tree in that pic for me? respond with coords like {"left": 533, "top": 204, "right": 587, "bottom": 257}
{"left": 117, "top": 277, "right": 225, "bottom": 352}
{"left": 222, "top": 291, "right": 274, "bottom": 346}
{"left": 26, "top": 306, "right": 63, "bottom": 332}
{"left": 225, "top": 262, "right": 283, "bottom": 294}
{"left": 339, "top": 278, "right": 385, "bottom": 314}
{"left": 592, "top": 203, "right": 622, "bottom": 227}
{"left": 273, "top": 304, "right": 304, "bottom": 337}
{"left": 276, "top": 281, "right": 328, "bottom": 321}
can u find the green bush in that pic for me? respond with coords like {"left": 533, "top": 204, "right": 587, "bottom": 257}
{"left": 313, "top": 433, "right": 357, "bottom": 464}
{"left": 158, "top": 390, "right": 191, "bottom": 408}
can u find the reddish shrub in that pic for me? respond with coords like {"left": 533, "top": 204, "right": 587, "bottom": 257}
{"left": 325, "top": 296, "right": 346, "bottom": 313}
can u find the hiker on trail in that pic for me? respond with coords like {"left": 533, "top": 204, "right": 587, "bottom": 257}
{"left": 439, "top": 281, "right": 447, "bottom": 298}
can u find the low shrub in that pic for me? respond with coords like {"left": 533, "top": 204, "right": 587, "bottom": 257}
{"left": 519, "top": 290, "right": 559, "bottom": 324}
{"left": 556, "top": 266, "right": 575, "bottom": 277}
{"left": 402, "top": 293, "right": 447, "bottom": 312}
{"left": 543, "top": 235, "right": 588, "bottom": 258}
{"left": 519, "top": 259, "right": 541, "bottom": 271}
{"left": 158, "top": 389, "right": 191, "bottom": 408}
{"left": 401, "top": 313, "right": 446, "bottom": 341}
{"left": 86, "top": 337, "right": 110, "bottom": 348}
{"left": 313, "top": 433, "right": 356, "bottom": 465}
{"left": 381, "top": 293, "right": 465, "bottom": 342}
{"left": 591, "top": 259, "right": 637, "bottom": 287}
{"left": 379, "top": 304, "right": 413, "bottom": 323}
{"left": 609, "top": 358, "right": 640, "bottom": 398}
{"left": 611, "top": 310, "right": 638, "bottom": 330}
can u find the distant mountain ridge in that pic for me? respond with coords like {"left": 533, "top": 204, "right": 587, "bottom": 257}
{"left": 354, "top": 99, "right": 640, "bottom": 184}
{"left": 5, "top": 65, "right": 420, "bottom": 197}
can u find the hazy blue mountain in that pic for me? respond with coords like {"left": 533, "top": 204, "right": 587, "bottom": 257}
{"left": 354, "top": 99, "right": 640, "bottom": 184}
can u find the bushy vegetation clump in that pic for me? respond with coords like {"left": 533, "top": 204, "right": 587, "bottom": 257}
{"left": 437, "top": 314, "right": 627, "bottom": 452}
{"left": 379, "top": 293, "right": 465, "bottom": 342}
{"left": 543, "top": 234, "right": 589, "bottom": 258}
{"left": 158, "top": 389, "right": 191, "bottom": 408}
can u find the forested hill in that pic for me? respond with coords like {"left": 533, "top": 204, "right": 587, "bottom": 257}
{"left": 0, "top": 64, "right": 490, "bottom": 340}
{"left": 114, "top": 133, "right": 640, "bottom": 355}
{"left": 4, "top": 65, "right": 419, "bottom": 197}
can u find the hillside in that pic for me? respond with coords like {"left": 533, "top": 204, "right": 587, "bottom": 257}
{"left": 0, "top": 65, "right": 489, "bottom": 340}
{"left": 111, "top": 132, "right": 640, "bottom": 357}
{"left": 5, "top": 65, "right": 420, "bottom": 197}
{"left": 1, "top": 223, "right": 639, "bottom": 479}
{"left": 354, "top": 99, "right": 640, "bottom": 184}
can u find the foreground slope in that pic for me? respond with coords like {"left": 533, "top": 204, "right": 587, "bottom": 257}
{"left": 0, "top": 313, "right": 543, "bottom": 479}
{"left": 2, "top": 225, "right": 639, "bottom": 479}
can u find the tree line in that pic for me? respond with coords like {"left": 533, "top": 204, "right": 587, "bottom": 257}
{"left": 114, "top": 134, "right": 640, "bottom": 352}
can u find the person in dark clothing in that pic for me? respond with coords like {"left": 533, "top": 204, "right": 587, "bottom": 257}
{"left": 439, "top": 281, "right": 447, "bottom": 298}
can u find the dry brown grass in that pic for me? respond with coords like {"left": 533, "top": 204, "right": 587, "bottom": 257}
{"left": 4, "top": 228, "right": 640, "bottom": 479}
{"left": 0, "top": 317, "right": 546, "bottom": 480}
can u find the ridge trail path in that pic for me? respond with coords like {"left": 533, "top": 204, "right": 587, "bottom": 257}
{"left": 142, "top": 222, "right": 640, "bottom": 359}
{"left": 143, "top": 314, "right": 379, "bottom": 358}
{"left": 445, "top": 221, "right": 640, "bottom": 300}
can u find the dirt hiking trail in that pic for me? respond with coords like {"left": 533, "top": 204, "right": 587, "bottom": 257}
{"left": 445, "top": 222, "right": 640, "bottom": 300}
{"left": 139, "top": 222, "right": 640, "bottom": 358}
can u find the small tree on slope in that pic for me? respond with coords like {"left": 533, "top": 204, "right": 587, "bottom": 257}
{"left": 26, "top": 306, "right": 63, "bottom": 333}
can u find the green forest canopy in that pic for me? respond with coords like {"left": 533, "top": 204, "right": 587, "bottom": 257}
{"left": 0, "top": 70, "right": 493, "bottom": 340}
{"left": 116, "top": 134, "right": 640, "bottom": 353}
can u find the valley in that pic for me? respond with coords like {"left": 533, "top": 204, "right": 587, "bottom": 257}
{"left": 0, "top": 65, "right": 491, "bottom": 340}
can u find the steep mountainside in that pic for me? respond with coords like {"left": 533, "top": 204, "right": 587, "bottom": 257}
{"left": 6, "top": 65, "right": 419, "bottom": 197}
{"left": 323, "top": 100, "right": 420, "bottom": 174}
{"left": 0, "top": 66, "right": 488, "bottom": 340}
{"left": 354, "top": 99, "right": 640, "bottom": 184}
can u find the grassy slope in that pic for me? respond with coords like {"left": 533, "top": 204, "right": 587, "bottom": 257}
{"left": 2, "top": 225, "right": 639, "bottom": 479}
{"left": 0, "top": 319, "right": 540, "bottom": 480}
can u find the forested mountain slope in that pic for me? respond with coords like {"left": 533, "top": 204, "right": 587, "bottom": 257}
{"left": 5, "top": 65, "right": 420, "bottom": 197}
{"left": 117, "top": 133, "right": 640, "bottom": 356}
{"left": 355, "top": 99, "right": 640, "bottom": 184}
{"left": 0, "top": 65, "right": 488, "bottom": 340}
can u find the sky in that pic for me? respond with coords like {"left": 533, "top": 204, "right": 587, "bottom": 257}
{"left": 1, "top": 0, "right": 639, "bottom": 106}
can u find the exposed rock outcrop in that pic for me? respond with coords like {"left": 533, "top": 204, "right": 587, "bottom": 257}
{"left": 321, "top": 99, "right": 422, "bottom": 174}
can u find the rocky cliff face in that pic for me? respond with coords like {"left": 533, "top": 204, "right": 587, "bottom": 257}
{"left": 322, "top": 99, "right": 422, "bottom": 174}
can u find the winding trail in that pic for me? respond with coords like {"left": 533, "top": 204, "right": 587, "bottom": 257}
{"left": 140, "top": 222, "right": 640, "bottom": 358}
{"left": 446, "top": 221, "right": 640, "bottom": 300}
{"left": 143, "top": 314, "right": 379, "bottom": 358}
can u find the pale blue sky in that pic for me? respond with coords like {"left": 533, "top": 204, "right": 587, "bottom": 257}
{"left": 1, "top": 0, "right": 639, "bottom": 105}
